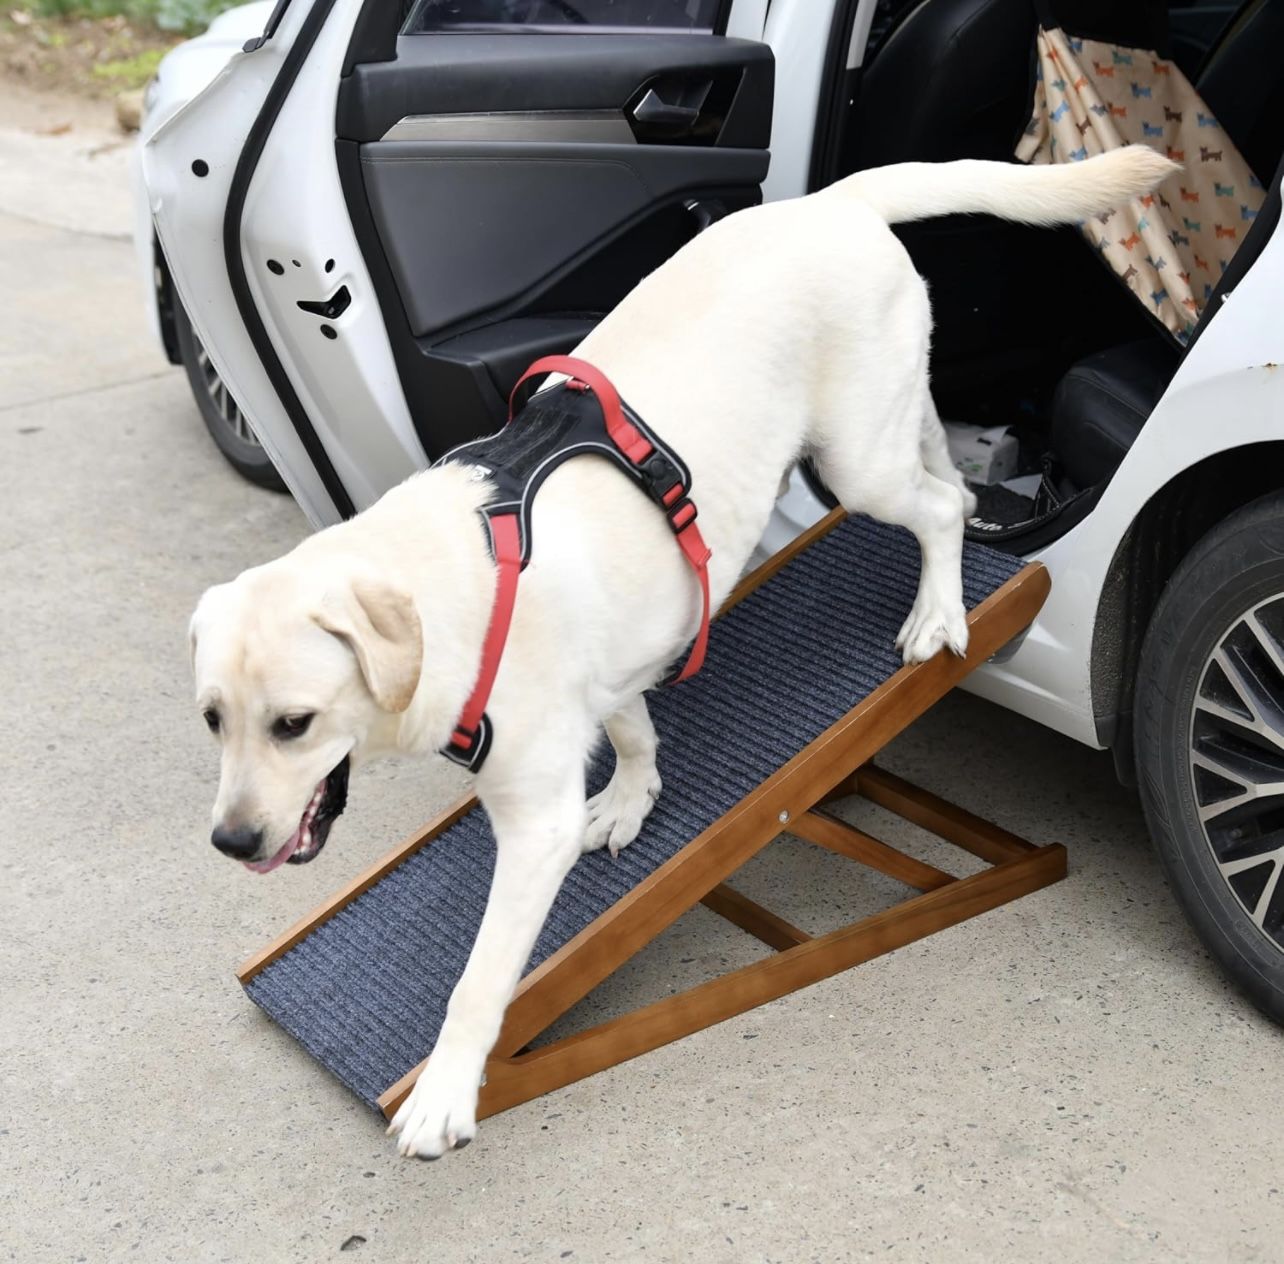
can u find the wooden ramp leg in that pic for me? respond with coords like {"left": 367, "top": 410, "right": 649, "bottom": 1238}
{"left": 378, "top": 805, "right": 1066, "bottom": 1120}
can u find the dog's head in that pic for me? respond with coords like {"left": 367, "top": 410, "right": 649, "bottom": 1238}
{"left": 189, "top": 564, "right": 423, "bottom": 873}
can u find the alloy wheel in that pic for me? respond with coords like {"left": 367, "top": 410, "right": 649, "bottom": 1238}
{"left": 193, "top": 333, "right": 260, "bottom": 448}
{"left": 1189, "top": 594, "right": 1284, "bottom": 952}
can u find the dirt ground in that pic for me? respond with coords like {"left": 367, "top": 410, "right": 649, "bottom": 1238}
{"left": 0, "top": 72, "right": 117, "bottom": 133}
{"left": 0, "top": 8, "right": 178, "bottom": 99}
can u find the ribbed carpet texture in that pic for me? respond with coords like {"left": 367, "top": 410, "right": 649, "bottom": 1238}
{"left": 245, "top": 515, "right": 1025, "bottom": 1109}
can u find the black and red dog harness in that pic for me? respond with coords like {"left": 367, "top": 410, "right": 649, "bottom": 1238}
{"left": 438, "top": 355, "right": 712, "bottom": 772}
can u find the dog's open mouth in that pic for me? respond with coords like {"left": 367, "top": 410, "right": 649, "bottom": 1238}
{"left": 243, "top": 755, "right": 351, "bottom": 875}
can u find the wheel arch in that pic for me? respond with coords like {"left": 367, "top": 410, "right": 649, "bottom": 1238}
{"left": 153, "top": 234, "right": 181, "bottom": 367}
{"left": 1092, "top": 440, "right": 1284, "bottom": 784}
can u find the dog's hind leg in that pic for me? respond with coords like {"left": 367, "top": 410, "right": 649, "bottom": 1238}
{"left": 815, "top": 402, "right": 969, "bottom": 665}
{"left": 584, "top": 694, "right": 661, "bottom": 857}
{"left": 919, "top": 398, "right": 977, "bottom": 518}
{"left": 883, "top": 470, "right": 969, "bottom": 663}
{"left": 390, "top": 756, "right": 587, "bottom": 1159}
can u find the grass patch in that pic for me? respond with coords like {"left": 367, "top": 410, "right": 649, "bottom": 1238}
{"left": 89, "top": 42, "right": 163, "bottom": 86}
{"left": 2, "top": 7, "right": 186, "bottom": 98}
{"left": 20, "top": 0, "right": 240, "bottom": 33}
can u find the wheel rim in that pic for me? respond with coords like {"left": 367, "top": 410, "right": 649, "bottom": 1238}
{"left": 1189, "top": 594, "right": 1284, "bottom": 953}
{"left": 193, "top": 333, "right": 260, "bottom": 448}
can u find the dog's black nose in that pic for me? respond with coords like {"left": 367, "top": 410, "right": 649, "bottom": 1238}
{"left": 211, "top": 824, "right": 262, "bottom": 860}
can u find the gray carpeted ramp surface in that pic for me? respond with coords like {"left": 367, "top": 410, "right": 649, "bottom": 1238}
{"left": 245, "top": 517, "right": 1025, "bottom": 1109}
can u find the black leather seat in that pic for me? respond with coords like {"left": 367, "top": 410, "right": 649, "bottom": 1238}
{"left": 1049, "top": 340, "right": 1181, "bottom": 488}
{"left": 851, "top": 0, "right": 1037, "bottom": 172}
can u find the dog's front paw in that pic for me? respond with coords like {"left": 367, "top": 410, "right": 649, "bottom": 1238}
{"left": 583, "top": 768, "right": 662, "bottom": 857}
{"left": 389, "top": 1048, "right": 481, "bottom": 1160}
{"left": 896, "top": 599, "right": 969, "bottom": 664}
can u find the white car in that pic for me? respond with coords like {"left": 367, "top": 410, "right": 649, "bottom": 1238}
{"left": 136, "top": 0, "right": 1284, "bottom": 1021}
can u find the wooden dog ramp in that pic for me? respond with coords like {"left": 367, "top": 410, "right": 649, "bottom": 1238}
{"left": 238, "top": 511, "right": 1064, "bottom": 1122}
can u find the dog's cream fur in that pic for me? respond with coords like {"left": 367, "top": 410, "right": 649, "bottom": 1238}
{"left": 191, "top": 149, "right": 1175, "bottom": 1157}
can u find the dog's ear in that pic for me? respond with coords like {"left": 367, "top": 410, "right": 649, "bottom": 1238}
{"left": 188, "top": 586, "right": 218, "bottom": 673}
{"left": 316, "top": 579, "right": 423, "bottom": 713}
{"left": 188, "top": 611, "right": 200, "bottom": 671}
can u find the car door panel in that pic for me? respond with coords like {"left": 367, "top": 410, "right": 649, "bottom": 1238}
{"left": 337, "top": 27, "right": 774, "bottom": 458}
{"left": 362, "top": 139, "right": 768, "bottom": 335}
{"left": 337, "top": 34, "right": 773, "bottom": 147}
{"left": 423, "top": 314, "right": 601, "bottom": 429}
{"left": 143, "top": 1, "right": 777, "bottom": 523}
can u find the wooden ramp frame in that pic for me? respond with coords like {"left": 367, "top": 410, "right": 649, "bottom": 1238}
{"left": 237, "top": 511, "right": 1064, "bottom": 1123}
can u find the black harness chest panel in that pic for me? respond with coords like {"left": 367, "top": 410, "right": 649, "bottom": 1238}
{"left": 438, "top": 383, "right": 694, "bottom": 566}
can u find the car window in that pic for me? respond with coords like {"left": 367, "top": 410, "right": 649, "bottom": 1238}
{"left": 402, "top": 0, "right": 726, "bottom": 33}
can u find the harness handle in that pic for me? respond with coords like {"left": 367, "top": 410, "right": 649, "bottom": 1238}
{"left": 510, "top": 356, "right": 655, "bottom": 466}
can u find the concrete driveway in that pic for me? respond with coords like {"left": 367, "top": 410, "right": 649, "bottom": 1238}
{"left": 2, "top": 100, "right": 1280, "bottom": 1264}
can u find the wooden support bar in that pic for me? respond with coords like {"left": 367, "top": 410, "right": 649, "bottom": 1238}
{"left": 789, "top": 810, "right": 956, "bottom": 893}
{"left": 378, "top": 842, "right": 1067, "bottom": 1120}
{"left": 855, "top": 766, "right": 1037, "bottom": 865}
{"left": 700, "top": 883, "right": 811, "bottom": 950}
{"left": 816, "top": 771, "right": 861, "bottom": 808}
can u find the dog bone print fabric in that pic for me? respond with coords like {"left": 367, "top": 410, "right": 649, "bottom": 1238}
{"left": 1017, "top": 27, "right": 1265, "bottom": 342}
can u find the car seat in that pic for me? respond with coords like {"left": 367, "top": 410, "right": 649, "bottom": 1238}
{"left": 847, "top": 0, "right": 1169, "bottom": 398}
{"left": 1048, "top": 0, "right": 1284, "bottom": 489}
{"left": 1049, "top": 339, "right": 1181, "bottom": 489}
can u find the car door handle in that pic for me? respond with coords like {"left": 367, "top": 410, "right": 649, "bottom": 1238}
{"left": 631, "top": 88, "right": 702, "bottom": 131}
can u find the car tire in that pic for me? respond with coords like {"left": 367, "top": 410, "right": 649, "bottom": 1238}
{"left": 173, "top": 301, "right": 286, "bottom": 492}
{"left": 1135, "top": 492, "right": 1284, "bottom": 1024}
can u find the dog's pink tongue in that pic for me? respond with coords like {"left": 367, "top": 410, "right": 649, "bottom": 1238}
{"left": 242, "top": 830, "right": 300, "bottom": 875}
{"left": 241, "top": 775, "right": 327, "bottom": 875}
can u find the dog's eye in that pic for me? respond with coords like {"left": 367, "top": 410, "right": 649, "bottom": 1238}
{"left": 273, "top": 713, "right": 314, "bottom": 741}
{"left": 203, "top": 709, "right": 220, "bottom": 733}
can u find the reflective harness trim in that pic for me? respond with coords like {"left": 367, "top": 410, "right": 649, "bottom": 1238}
{"left": 441, "top": 355, "right": 712, "bottom": 772}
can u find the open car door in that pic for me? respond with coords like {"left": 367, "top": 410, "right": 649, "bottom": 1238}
{"left": 144, "top": 0, "right": 774, "bottom": 526}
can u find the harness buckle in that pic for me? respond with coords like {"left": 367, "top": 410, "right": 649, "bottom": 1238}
{"left": 640, "top": 452, "right": 685, "bottom": 508}
{"left": 666, "top": 497, "right": 698, "bottom": 533}
{"left": 440, "top": 715, "right": 493, "bottom": 773}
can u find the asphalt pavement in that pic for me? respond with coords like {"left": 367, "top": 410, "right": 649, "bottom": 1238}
{"left": 1, "top": 95, "right": 1281, "bottom": 1264}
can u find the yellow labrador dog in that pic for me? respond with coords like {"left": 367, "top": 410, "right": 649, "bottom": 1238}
{"left": 190, "top": 149, "right": 1173, "bottom": 1158}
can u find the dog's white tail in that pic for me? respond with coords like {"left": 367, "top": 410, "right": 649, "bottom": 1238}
{"left": 835, "top": 146, "right": 1179, "bottom": 226}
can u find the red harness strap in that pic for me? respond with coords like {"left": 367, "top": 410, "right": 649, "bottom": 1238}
{"left": 449, "top": 512, "right": 522, "bottom": 757}
{"left": 446, "top": 356, "right": 712, "bottom": 769}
